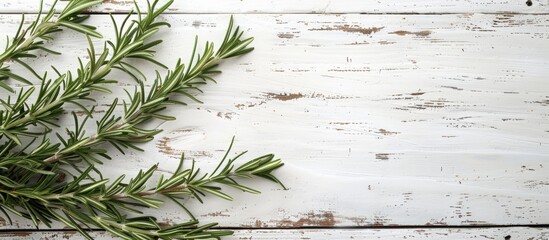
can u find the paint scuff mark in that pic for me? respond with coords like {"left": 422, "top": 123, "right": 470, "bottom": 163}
{"left": 342, "top": 215, "right": 391, "bottom": 227}
{"left": 5, "top": 232, "right": 32, "bottom": 237}
{"left": 157, "top": 137, "right": 178, "bottom": 156}
{"left": 266, "top": 93, "right": 304, "bottom": 101}
{"left": 525, "top": 180, "right": 549, "bottom": 189}
{"left": 378, "top": 40, "right": 395, "bottom": 45}
{"left": 346, "top": 216, "right": 368, "bottom": 226}
{"left": 62, "top": 232, "right": 77, "bottom": 239}
{"left": 441, "top": 85, "right": 464, "bottom": 91}
{"left": 442, "top": 135, "right": 457, "bottom": 138}
{"left": 216, "top": 112, "right": 236, "bottom": 119}
{"left": 328, "top": 66, "right": 370, "bottom": 72}
{"left": 376, "top": 128, "right": 400, "bottom": 136}
{"left": 202, "top": 210, "right": 230, "bottom": 217}
{"left": 254, "top": 220, "right": 268, "bottom": 228}
{"left": 234, "top": 101, "right": 267, "bottom": 110}
{"left": 264, "top": 92, "right": 354, "bottom": 102}
{"left": 532, "top": 99, "right": 549, "bottom": 106}
{"left": 390, "top": 30, "right": 432, "bottom": 37}
{"left": 375, "top": 153, "right": 391, "bottom": 160}
{"left": 502, "top": 118, "right": 524, "bottom": 122}
{"left": 410, "top": 91, "right": 425, "bottom": 96}
{"left": 396, "top": 98, "right": 452, "bottom": 110}
{"left": 277, "top": 211, "right": 337, "bottom": 227}
{"left": 155, "top": 129, "right": 211, "bottom": 159}
{"left": 192, "top": 20, "right": 202, "bottom": 28}
{"left": 277, "top": 33, "right": 295, "bottom": 39}
{"left": 311, "top": 25, "right": 384, "bottom": 35}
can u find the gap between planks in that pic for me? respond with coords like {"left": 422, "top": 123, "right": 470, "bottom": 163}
{"left": 2, "top": 224, "right": 549, "bottom": 232}
{"left": 1, "top": 227, "right": 548, "bottom": 240}
{"left": 1, "top": 12, "right": 549, "bottom": 15}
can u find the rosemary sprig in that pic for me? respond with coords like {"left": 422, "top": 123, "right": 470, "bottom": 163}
{"left": 0, "top": 0, "right": 103, "bottom": 92}
{"left": 0, "top": 16, "right": 254, "bottom": 174}
{"left": 0, "top": 147, "right": 284, "bottom": 239}
{"left": 0, "top": 1, "right": 284, "bottom": 239}
{"left": 0, "top": 0, "right": 172, "bottom": 147}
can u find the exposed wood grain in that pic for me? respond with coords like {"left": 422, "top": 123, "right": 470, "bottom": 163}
{"left": 0, "top": 13, "right": 548, "bottom": 230}
{"left": 0, "top": 227, "right": 548, "bottom": 239}
{"left": 1, "top": 0, "right": 548, "bottom": 14}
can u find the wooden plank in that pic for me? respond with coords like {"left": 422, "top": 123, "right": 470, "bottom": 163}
{"left": 0, "top": 227, "right": 548, "bottom": 239}
{"left": 0, "top": 13, "right": 548, "bottom": 229}
{"left": 0, "top": 0, "right": 547, "bottom": 14}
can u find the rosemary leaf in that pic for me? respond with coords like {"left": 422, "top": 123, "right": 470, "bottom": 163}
{"left": 0, "top": 1, "right": 284, "bottom": 239}
{"left": 0, "top": 0, "right": 103, "bottom": 90}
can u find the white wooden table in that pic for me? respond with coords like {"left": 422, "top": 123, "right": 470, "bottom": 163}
{"left": 1, "top": 0, "right": 549, "bottom": 239}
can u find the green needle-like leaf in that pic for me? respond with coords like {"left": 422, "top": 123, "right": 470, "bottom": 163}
{"left": 0, "top": 1, "right": 284, "bottom": 239}
{"left": 0, "top": 0, "right": 103, "bottom": 88}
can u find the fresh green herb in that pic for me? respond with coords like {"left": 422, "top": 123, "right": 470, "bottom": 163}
{"left": 0, "top": 0, "right": 103, "bottom": 92}
{"left": 0, "top": 0, "right": 171, "bottom": 147}
{"left": 0, "top": 143, "right": 283, "bottom": 239}
{"left": 0, "top": 1, "right": 284, "bottom": 239}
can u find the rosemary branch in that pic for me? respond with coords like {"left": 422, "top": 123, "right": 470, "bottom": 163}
{"left": 0, "top": 0, "right": 103, "bottom": 92}
{"left": 42, "top": 18, "right": 253, "bottom": 167}
{"left": 0, "top": 1, "right": 284, "bottom": 239}
{"left": 0, "top": 144, "right": 284, "bottom": 240}
{"left": 0, "top": 0, "right": 173, "bottom": 147}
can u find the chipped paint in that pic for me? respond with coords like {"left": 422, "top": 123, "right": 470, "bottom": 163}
{"left": 277, "top": 33, "right": 295, "bottom": 39}
{"left": 390, "top": 30, "right": 432, "bottom": 37}
{"left": 375, "top": 153, "right": 391, "bottom": 160}
{"left": 311, "top": 25, "right": 383, "bottom": 35}
{"left": 277, "top": 211, "right": 337, "bottom": 227}
{"left": 265, "top": 93, "right": 304, "bottom": 101}
{"left": 376, "top": 128, "right": 400, "bottom": 136}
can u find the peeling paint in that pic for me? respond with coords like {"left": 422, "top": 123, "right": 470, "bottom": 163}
{"left": 375, "top": 153, "right": 391, "bottom": 160}
{"left": 265, "top": 93, "right": 305, "bottom": 101}
{"left": 277, "top": 33, "right": 295, "bottom": 39}
{"left": 376, "top": 128, "right": 400, "bottom": 136}
{"left": 311, "top": 25, "right": 384, "bottom": 35}
{"left": 277, "top": 211, "right": 337, "bottom": 227}
{"left": 390, "top": 30, "right": 432, "bottom": 37}
{"left": 202, "top": 211, "right": 230, "bottom": 217}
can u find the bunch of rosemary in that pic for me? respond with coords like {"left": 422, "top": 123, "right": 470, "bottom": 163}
{"left": 0, "top": 0, "right": 284, "bottom": 239}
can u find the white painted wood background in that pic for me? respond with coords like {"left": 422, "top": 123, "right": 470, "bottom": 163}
{"left": 1, "top": 0, "right": 549, "bottom": 239}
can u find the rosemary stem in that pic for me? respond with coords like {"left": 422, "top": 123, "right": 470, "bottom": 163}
{"left": 3, "top": 53, "right": 128, "bottom": 134}
{"left": 43, "top": 111, "right": 136, "bottom": 164}
{"left": 90, "top": 63, "right": 111, "bottom": 81}
{"left": 98, "top": 217, "right": 161, "bottom": 236}
{"left": 19, "top": 22, "right": 59, "bottom": 53}
{"left": 107, "top": 184, "right": 188, "bottom": 200}
{"left": 0, "top": 52, "right": 11, "bottom": 65}
{"left": 3, "top": 96, "right": 63, "bottom": 130}
{"left": 0, "top": 21, "right": 60, "bottom": 64}
{"left": 40, "top": 54, "right": 223, "bottom": 165}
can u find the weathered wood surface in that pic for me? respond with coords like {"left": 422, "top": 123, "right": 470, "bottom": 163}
{"left": 1, "top": 0, "right": 547, "bottom": 14}
{"left": 1, "top": 0, "right": 549, "bottom": 239}
{"left": 1, "top": 13, "right": 548, "bottom": 231}
{"left": 1, "top": 228, "right": 549, "bottom": 239}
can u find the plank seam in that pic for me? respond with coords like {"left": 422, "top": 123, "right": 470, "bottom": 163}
{"left": 2, "top": 224, "right": 549, "bottom": 232}
{"left": 1, "top": 12, "right": 549, "bottom": 15}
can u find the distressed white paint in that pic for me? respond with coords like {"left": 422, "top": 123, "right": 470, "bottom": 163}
{"left": 0, "top": 228, "right": 548, "bottom": 239}
{"left": 0, "top": 3, "right": 548, "bottom": 240}
{"left": 1, "top": 0, "right": 548, "bottom": 14}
